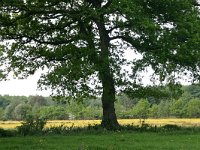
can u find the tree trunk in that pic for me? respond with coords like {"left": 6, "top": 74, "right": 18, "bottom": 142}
{"left": 101, "top": 73, "right": 119, "bottom": 129}
{"left": 96, "top": 15, "right": 119, "bottom": 130}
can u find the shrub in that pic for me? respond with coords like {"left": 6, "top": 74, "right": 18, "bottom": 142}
{"left": 17, "top": 116, "right": 47, "bottom": 136}
{"left": 161, "top": 124, "right": 181, "bottom": 131}
{"left": 44, "top": 124, "right": 68, "bottom": 135}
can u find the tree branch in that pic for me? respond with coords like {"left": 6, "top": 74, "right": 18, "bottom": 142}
{"left": 193, "top": 0, "right": 200, "bottom": 6}
{"left": 110, "top": 35, "right": 142, "bottom": 50}
{"left": 102, "top": 0, "right": 112, "bottom": 9}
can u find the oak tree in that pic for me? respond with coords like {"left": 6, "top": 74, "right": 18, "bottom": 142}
{"left": 0, "top": 0, "right": 200, "bottom": 129}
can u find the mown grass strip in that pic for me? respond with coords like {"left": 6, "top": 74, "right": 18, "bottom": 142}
{"left": 0, "top": 131, "right": 200, "bottom": 150}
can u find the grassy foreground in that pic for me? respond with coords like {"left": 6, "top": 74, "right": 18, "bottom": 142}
{"left": 1, "top": 119, "right": 200, "bottom": 149}
{"left": 0, "top": 131, "right": 200, "bottom": 150}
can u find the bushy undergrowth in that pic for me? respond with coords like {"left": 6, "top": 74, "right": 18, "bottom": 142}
{"left": 17, "top": 116, "right": 47, "bottom": 136}
{"left": 0, "top": 128, "right": 16, "bottom": 137}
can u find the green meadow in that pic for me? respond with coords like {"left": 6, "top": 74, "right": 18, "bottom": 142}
{"left": 1, "top": 131, "right": 200, "bottom": 150}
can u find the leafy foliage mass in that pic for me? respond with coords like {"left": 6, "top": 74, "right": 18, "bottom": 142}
{"left": 0, "top": 0, "right": 199, "bottom": 91}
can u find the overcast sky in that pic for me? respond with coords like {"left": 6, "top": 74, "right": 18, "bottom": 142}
{"left": 0, "top": 71, "right": 51, "bottom": 96}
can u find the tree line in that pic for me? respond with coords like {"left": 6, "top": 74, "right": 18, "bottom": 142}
{"left": 1, "top": 84, "right": 200, "bottom": 121}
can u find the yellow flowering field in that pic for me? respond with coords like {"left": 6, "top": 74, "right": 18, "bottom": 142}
{"left": 1, "top": 119, "right": 200, "bottom": 129}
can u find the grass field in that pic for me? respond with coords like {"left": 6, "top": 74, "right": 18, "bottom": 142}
{"left": 0, "top": 131, "right": 200, "bottom": 150}
{"left": 1, "top": 119, "right": 200, "bottom": 149}
{"left": 1, "top": 118, "right": 200, "bottom": 129}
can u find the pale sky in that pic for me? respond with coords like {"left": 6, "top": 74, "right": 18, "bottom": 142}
{"left": 0, "top": 71, "right": 51, "bottom": 96}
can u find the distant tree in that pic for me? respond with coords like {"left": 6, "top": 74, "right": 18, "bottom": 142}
{"left": 1, "top": 0, "right": 200, "bottom": 129}
{"left": 0, "top": 96, "right": 9, "bottom": 108}
{"left": 132, "top": 99, "right": 150, "bottom": 120}
{"left": 13, "top": 103, "right": 32, "bottom": 120}
{"left": 0, "top": 108, "right": 4, "bottom": 119}
{"left": 3, "top": 95, "right": 28, "bottom": 103}
{"left": 170, "top": 99, "right": 187, "bottom": 118}
{"left": 117, "top": 93, "right": 136, "bottom": 109}
{"left": 183, "top": 84, "right": 200, "bottom": 99}
{"left": 84, "top": 98, "right": 102, "bottom": 108}
{"left": 3, "top": 100, "right": 21, "bottom": 120}
{"left": 114, "top": 100, "right": 127, "bottom": 118}
{"left": 148, "top": 104, "right": 159, "bottom": 118}
{"left": 187, "top": 98, "right": 200, "bottom": 118}
{"left": 37, "top": 106, "right": 69, "bottom": 120}
{"left": 28, "top": 96, "right": 48, "bottom": 108}
{"left": 157, "top": 100, "right": 171, "bottom": 118}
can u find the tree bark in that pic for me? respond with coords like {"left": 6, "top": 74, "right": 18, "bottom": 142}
{"left": 101, "top": 73, "right": 119, "bottom": 129}
{"left": 96, "top": 15, "right": 119, "bottom": 130}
